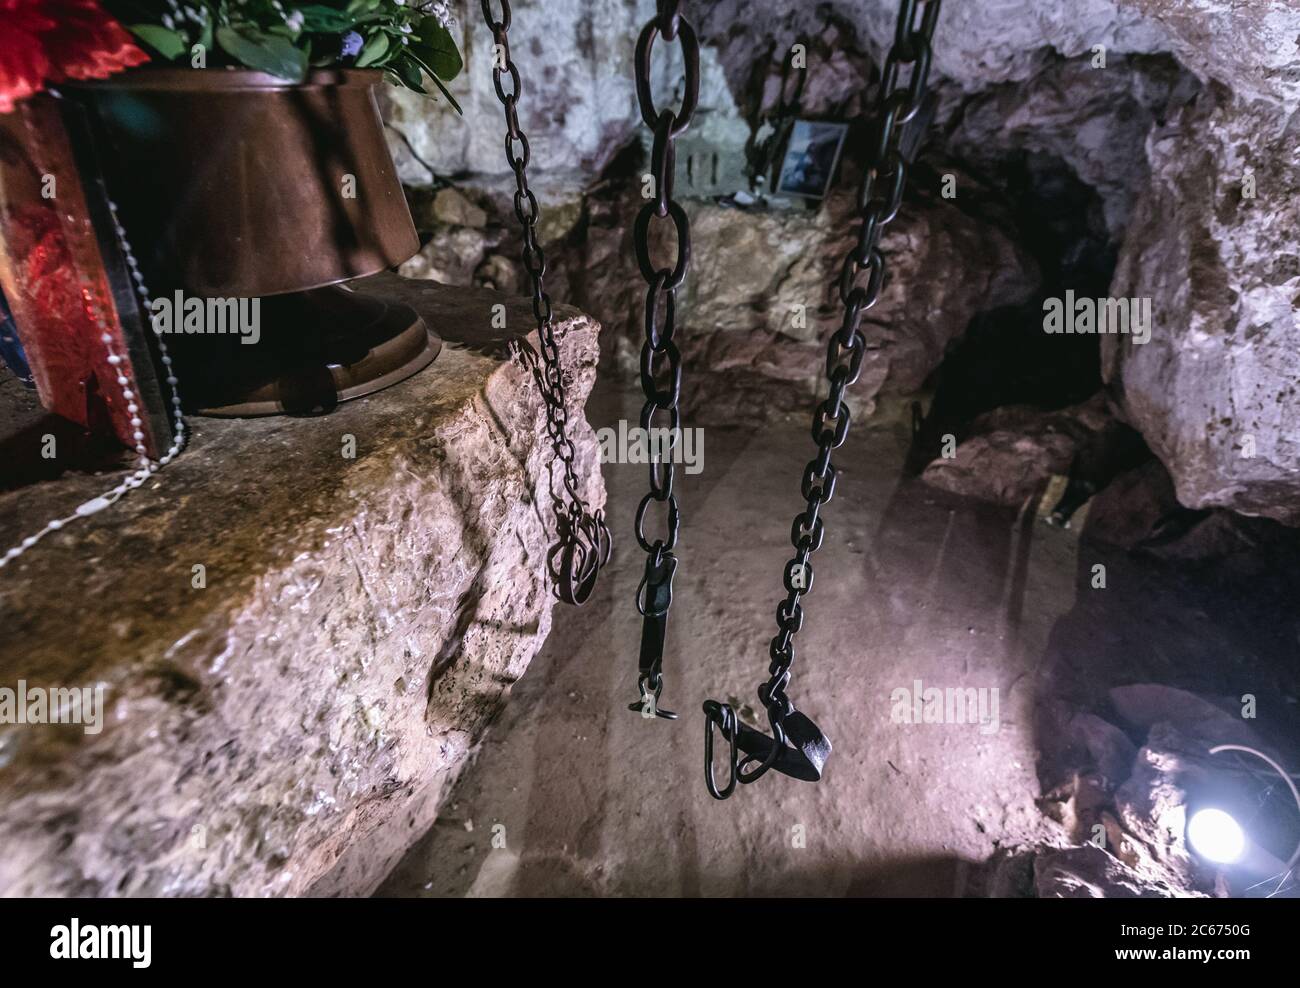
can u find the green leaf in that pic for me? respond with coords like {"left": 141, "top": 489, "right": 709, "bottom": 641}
{"left": 388, "top": 52, "right": 426, "bottom": 94}
{"left": 128, "top": 24, "right": 188, "bottom": 60}
{"left": 404, "top": 47, "right": 463, "bottom": 113}
{"left": 215, "top": 26, "right": 309, "bottom": 82}
{"left": 354, "top": 31, "right": 390, "bottom": 68}
{"left": 295, "top": 4, "right": 361, "bottom": 32}
{"left": 414, "top": 18, "right": 461, "bottom": 80}
{"left": 425, "top": 73, "right": 464, "bottom": 114}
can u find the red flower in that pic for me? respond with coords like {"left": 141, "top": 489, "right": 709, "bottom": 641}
{"left": 0, "top": 0, "right": 148, "bottom": 113}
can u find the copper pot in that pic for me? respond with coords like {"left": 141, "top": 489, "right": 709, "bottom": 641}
{"left": 69, "top": 67, "right": 418, "bottom": 296}
{"left": 63, "top": 68, "right": 436, "bottom": 416}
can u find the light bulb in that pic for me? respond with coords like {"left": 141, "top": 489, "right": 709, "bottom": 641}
{"left": 1187, "top": 808, "right": 1246, "bottom": 864}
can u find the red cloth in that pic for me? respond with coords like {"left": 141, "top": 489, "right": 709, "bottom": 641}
{"left": 0, "top": 0, "right": 148, "bottom": 113}
{"left": 0, "top": 96, "right": 161, "bottom": 456}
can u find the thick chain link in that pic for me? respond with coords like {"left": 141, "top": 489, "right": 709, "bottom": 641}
{"left": 626, "top": 0, "right": 700, "bottom": 721}
{"left": 480, "top": 0, "right": 611, "bottom": 606}
{"left": 704, "top": 0, "right": 942, "bottom": 798}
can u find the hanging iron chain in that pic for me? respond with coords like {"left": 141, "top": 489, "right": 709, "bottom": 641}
{"left": 480, "top": 0, "right": 611, "bottom": 606}
{"left": 704, "top": 0, "right": 942, "bottom": 799}
{"left": 627, "top": 0, "right": 700, "bottom": 721}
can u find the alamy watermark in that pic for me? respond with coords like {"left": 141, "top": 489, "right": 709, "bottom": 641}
{"left": 150, "top": 291, "right": 261, "bottom": 345}
{"left": 1043, "top": 291, "right": 1151, "bottom": 345}
{"left": 596, "top": 419, "right": 704, "bottom": 474}
{"left": 0, "top": 680, "right": 105, "bottom": 734}
{"left": 890, "top": 678, "right": 1000, "bottom": 735}
{"left": 50, "top": 919, "right": 150, "bottom": 968}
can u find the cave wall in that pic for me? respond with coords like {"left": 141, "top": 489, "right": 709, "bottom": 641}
{"left": 384, "top": 0, "right": 1300, "bottom": 523}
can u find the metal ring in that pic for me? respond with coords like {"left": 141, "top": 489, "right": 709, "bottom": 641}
{"left": 494, "top": 61, "right": 522, "bottom": 104}
{"left": 790, "top": 512, "right": 825, "bottom": 553}
{"left": 703, "top": 701, "right": 739, "bottom": 800}
{"left": 634, "top": 201, "right": 691, "bottom": 290}
{"left": 505, "top": 129, "right": 530, "bottom": 171}
{"left": 480, "top": 0, "right": 511, "bottom": 33}
{"left": 634, "top": 491, "right": 680, "bottom": 552}
{"left": 650, "top": 112, "right": 676, "bottom": 215}
{"left": 639, "top": 339, "right": 682, "bottom": 409}
{"left": 634, "top": 17, "right": 700, "bottom": 136}
{"left": 644, "top": 273, "right": 677, "bottom": 350}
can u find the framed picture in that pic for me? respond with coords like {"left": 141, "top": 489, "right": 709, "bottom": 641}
{"left": 774, "top": 119, "right": 849, "bottom": 200}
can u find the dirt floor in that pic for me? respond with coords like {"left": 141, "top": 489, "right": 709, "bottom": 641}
{"left": 378, "top": 371, "right": 1300, "bottom": 898}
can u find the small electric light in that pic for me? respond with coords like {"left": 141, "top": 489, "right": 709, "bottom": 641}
{"left": 1187, "top": 807, "right": 1246, "bottom": 864}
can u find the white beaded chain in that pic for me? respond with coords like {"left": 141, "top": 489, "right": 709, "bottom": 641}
{"left": 0, "top": 202, "right": 187, "bottom": 569}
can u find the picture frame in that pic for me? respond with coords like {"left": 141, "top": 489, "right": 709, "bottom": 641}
{"left": 774, "top": 119, "right": 850, "bottom": 200}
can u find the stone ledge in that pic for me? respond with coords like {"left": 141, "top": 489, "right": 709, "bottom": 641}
{"left": 0, "top": 275, "right": 604, "bottom": 896}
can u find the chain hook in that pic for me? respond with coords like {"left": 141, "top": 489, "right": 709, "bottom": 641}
{"left": 626, "top": 1, "right": 700, "bottom": 715}
{"left": 703, "top": 701, "right": 739, "bottom": 799}
{"left": 549, "top": 508, "right": 611, "bottom": 606}
{"left": 698, "top": 0, "right": 941, "bottom": 801}
{"left": 628, "top": 672, "right": 678, "bottom": 721}
{"left": 482, "top": 0, "right": 611, "bottom": 608}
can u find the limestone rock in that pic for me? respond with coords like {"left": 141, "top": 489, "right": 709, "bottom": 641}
{"left": 1067, "top": 711, "right": 1140, "bottom": 791}
{"left": 947, "top": 54, "right": 1199, "bottom": 237}
{"left": 708, "top": 0, "right": 1296, "bottom": 106}
{"left": 0, "top": 277, "right": 605, "bottom": 897}
{"left": 385, "top": 0, "right": 1300, "bottom": 518}
{"left": 1102, "top": 90, "right": 1300, "bottom": 525}
{"left": 920, "top": 397, "right": 1114, "bottom": 508}
{"left": 1108, "top": 685, "right": 1267, "bottom": 752}
{"left": 1034, "top": 844, "right": 1188, "bottom": 898}
{"left": 1081, "top": 459, "right": 1185, "bottom": 549}
{"left": 398, "top": 226, "right": 502, "bottom": 286}
{"left": 1110, "top": 723, "right": 1208, "bottom": 883}
{"left": 382, "top": 1, "right": 1299, "bottom": 186}
{"left": 558, "top": 177, "right": 1037, "bottom": 419}
{"left": 429, "top": 186, "right": 489, "bottom": 229}
{"left": 381, "top": 0, "right": 747, "bottom": 184}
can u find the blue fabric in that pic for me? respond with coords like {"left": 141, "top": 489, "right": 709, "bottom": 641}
{"left": 0, "top": 285, "right": 35, "bottom": 388}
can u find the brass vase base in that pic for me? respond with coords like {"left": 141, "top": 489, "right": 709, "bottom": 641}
{"left": 182, "top": 285, "right": 440, "bottom": 417}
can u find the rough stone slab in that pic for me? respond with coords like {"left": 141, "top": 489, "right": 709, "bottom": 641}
{"left": 0, "top": 275, "right": 604, "bottom": 896}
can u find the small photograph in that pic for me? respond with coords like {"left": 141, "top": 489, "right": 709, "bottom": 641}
{"left": 775, "top": 119, "right": 849, "bottom": 198}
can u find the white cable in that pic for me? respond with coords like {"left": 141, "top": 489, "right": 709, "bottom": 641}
{"left": 1209, "top": 743, "right": 1300, "bottom": 872}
